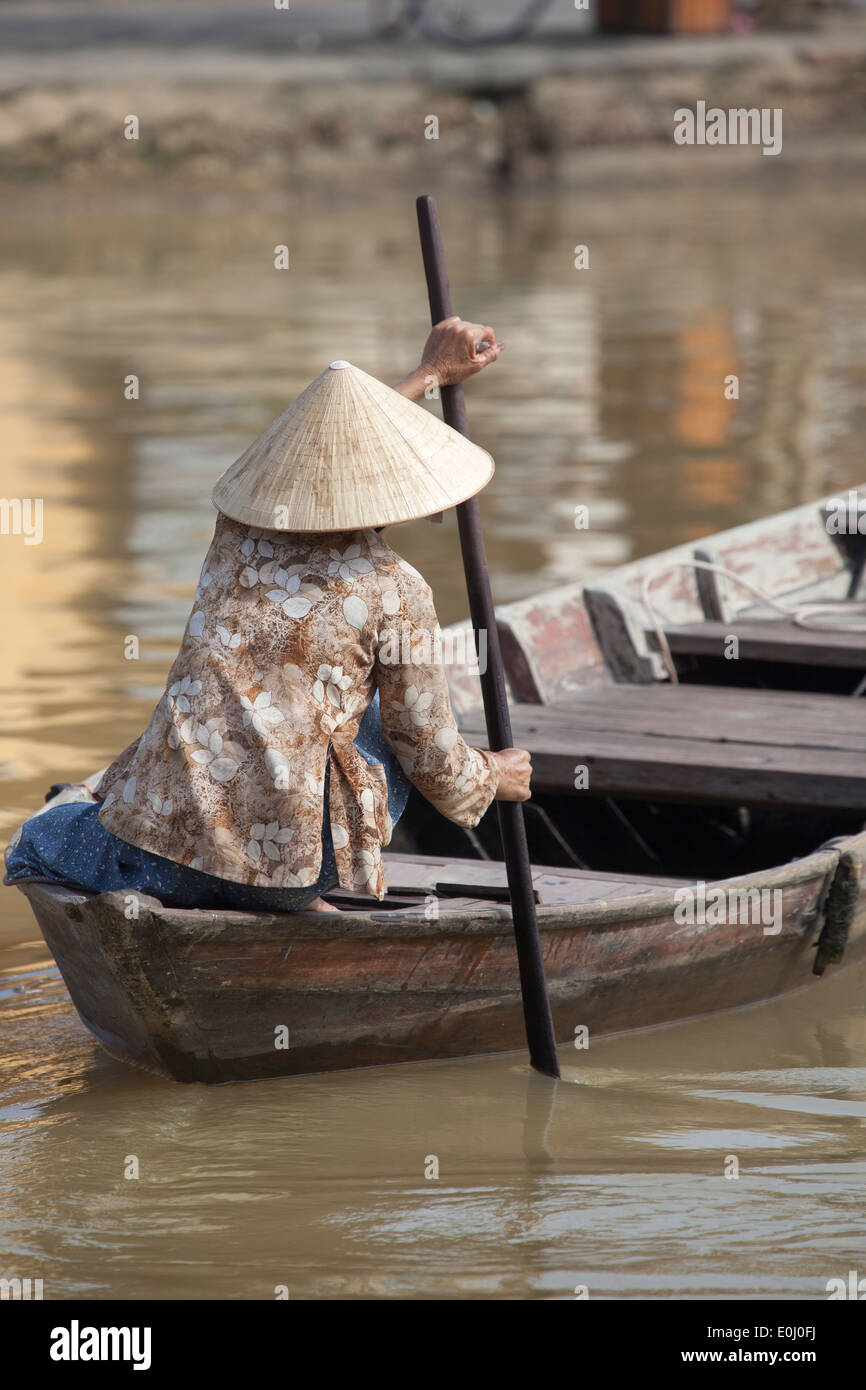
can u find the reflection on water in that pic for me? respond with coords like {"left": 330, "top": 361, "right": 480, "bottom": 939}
{"left": 0, "top": 938, "right": 864, "bottom": 1300}
{"left": 1, "top": 174, "right": 865, "bottom": 1299}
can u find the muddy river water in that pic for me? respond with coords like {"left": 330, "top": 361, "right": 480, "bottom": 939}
{"left": 1, "top": 173, "right": 865, "bottom": 1299}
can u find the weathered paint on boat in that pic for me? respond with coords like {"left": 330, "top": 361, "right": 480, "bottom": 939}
{"left": 489, "top": 489, "right": 866, "bottom": 702}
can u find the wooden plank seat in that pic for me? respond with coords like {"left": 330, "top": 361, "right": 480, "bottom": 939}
{"left": 324, "top": 851, "right": 687, "bottom": 913}
{"left": 458, "top": 685, "right": 866, "bottom": 811}
{"left": 657, "top": 617, "right": 866, "bottom": 672}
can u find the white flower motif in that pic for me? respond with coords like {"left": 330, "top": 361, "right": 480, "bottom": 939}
{"left": 328, "top": 543, "right": 374, "bottom": 584}
{"left": 167, "top": 674, "right": 202, "bottom": 714}
{"left": 189, "top": 722, "right": 240, "bottom": 783}
{"left": 240, "top": 529, "right": 275, "bottom": 560}
{"left": 147, "top": 791, "right": 173, "bottom": 817}
{"left": 247, "top": 820, "right": 295, "bottom": 863}
{"left": 195, "top": 569, "right": 213, "bottom": 602}
{"left": 258, "top": 559, "right": 302, "bottom": 586}
{"left": 330, "top": 822, "right": 350, "bottom": 850}
{"left": 239, "top": 566, "right": 259, "bottom": 589}
{"left": 167, "top": 715, "right": 199, "bottom": 750}
{"left": 122, "top": 775, "right": 137, "bottom": 804}
{"left": 281, "top": 871, "right": 307, "bottom": 888}
{"left": 398, "top": 558, "right": 423, "bottom": 579}
{"left": 190, "top": 856, "right": 204, "bottom": 871}
{"left": 433, "top": 726, "right": 458, "bottom": 753}
{"left": 352, "top": 849, "right": 378, "bottom": 892}
{"left": 343, "top": 594, "right": 368, "bottom": 631}
{"left": 313, "top": 663, "right": 352, "bottom": 709}
{"left": 266, "top": 568, "right": 314, "bottom": 619}
{"left": 215, "top": 624, "right": 242, "bottom": 650}
{"left": 188, "top": 610, "right": 205, "bottom": 638}
{"left": 392, "top": 684, "right": 434, "bottom": 727}
{"left": 240, "top": 690, "right": 285, "bottom": 736}
{"left": 381, "top": 586, "right": 400, "bottom": 616}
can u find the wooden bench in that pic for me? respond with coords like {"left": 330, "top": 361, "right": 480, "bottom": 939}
{"left": 659, "top": 617, "right": 866, "bottom": 673}
{"left": 459, "top": 684, "right": 866, "bottom": 812}
{"left": 373, "top": 851, "right": 687, "bottom": 908}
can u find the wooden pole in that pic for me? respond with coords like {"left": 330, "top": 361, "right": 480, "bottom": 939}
{"left": 416, "top": 194, "right": 561, "bottom": 1080}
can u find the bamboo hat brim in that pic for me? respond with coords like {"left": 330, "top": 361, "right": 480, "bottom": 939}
{"left": 212, "top": 360, "right": 494, "bottom": 532}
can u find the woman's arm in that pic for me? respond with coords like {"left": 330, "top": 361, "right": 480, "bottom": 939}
{"left": 394, "top": 316, "right": 505, "bottom": 402}
{"left": 375, "top": 568, "right": 531, "bottom": 827}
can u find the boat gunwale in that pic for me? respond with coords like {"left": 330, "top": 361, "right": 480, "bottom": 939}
{"left": 500, "top": 488, "right": 866, "bottom": 630}
{"left": 13, "top": 834, "right": 851, "bottom": 943}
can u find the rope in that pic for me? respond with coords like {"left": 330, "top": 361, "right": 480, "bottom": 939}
{"left": 639, "top": 559, "right": 866, "bottom": 691}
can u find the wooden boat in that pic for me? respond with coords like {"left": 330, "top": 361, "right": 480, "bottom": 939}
{"left": 12, "top": 489, "right": 866, "bottom": 1083}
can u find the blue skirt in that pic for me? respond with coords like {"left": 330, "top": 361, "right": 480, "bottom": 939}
{"left": 4, "top": 692, "right": 410, "bottom": 913}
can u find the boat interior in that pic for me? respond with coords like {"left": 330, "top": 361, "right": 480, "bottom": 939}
{"left": 329, "top": 494, "right": 866, "bottom": 911}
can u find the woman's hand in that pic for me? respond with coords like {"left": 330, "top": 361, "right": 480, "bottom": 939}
{"left": 394, "top": 316, "right": 505, "bottom": 401}
{"left": 420, "top": 316, "right": 505, "bottom": 387}
{"left": 490, "top": 747, "right": 532, "bottom": 802}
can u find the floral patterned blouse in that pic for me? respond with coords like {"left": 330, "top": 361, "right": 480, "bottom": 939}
{"left": 96, "top": 515, "right": 499, "bottom": 899}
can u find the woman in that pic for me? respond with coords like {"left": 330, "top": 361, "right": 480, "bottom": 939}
{"left": 6, "top": 318, "right": 532, "bottom": 913}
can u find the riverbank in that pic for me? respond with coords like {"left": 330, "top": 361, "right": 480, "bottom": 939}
{"left": 1, "top": 10, "right": 866, "bottom": 191}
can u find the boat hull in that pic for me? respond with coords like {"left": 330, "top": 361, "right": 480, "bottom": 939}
{"left": 16, "top": 832, "right": 866, "bottom": 1083}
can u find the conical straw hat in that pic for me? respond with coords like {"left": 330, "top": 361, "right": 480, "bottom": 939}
{"left": 212, "top": 361, "right": 494, "bottom": 532}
